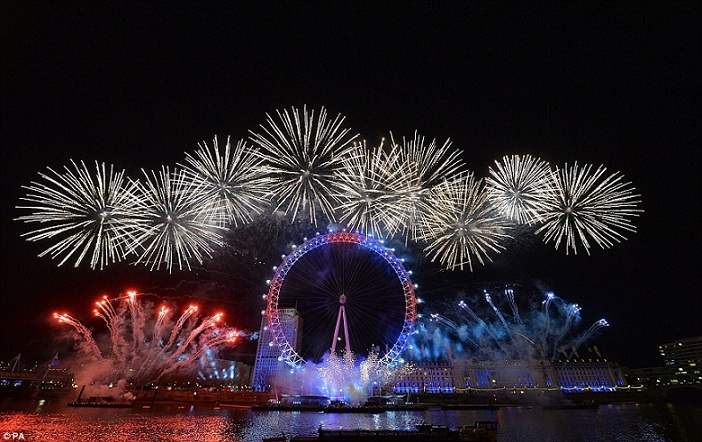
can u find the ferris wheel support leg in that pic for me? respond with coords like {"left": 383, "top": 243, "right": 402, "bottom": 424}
{"left": 342, "top": 307, "right": 351, "bottom": 354}
{"left": 331, "top": 306, "right": 343, "bottom": 354}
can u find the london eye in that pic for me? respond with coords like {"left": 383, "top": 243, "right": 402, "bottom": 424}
{"left": 264, "top": 231, "right": 417, "bottom": 367}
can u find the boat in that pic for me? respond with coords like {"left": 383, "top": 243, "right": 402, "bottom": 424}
{"left": 284, "top": 422, "right": 497, "bottom": 441}
{"left": 67, "top": 400, "right": 132, "bottom": 408}
{"left": 542, "top": 403, "right": 599, "bottom": 410}
{"left": 66, "top": 386, "right": 132, "bottom": 408}
{"left": 252, "top": 404, "right": 386, "bottom": 413}
{"left": 440, "top": 404, "right": 500, "bottom": 410}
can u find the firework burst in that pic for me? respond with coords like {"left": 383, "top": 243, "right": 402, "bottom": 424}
{"left": 419, "top": 172, "right": 511, "bottom": 271}
{"left": 334, "top": 139, "right": 419, "bottom": 238}
{"left": 535, "top": 163, "right": 642, "bottom": 255}
{"left": 16, "top": 160, "right": 142, "bottom": 269}
{"left": 54, "top": 292, "right": 243, "bottom": 386}
{"left": 180, "top": 136, "right": 271, "bottom": 227}
{"left": 486, "top": 154, "right": 552, "bottom": 224}
{"left": 249, "top": 106, "right": 358, "bottom": 225}
{"left": 391, "top": 132, "right": 465, "bottom": 240}
{"left": 130, "top": 167, "right": 225, "bottom": 272}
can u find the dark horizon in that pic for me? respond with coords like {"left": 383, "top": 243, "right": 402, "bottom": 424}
{"left": 1, "top": 4, "right": 700, "bottom": 369}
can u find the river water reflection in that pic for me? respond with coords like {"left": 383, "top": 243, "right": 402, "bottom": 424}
{"left": 0, "top": 400, "right": 700, "bottom": 441}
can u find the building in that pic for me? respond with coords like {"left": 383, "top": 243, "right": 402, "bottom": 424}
{"left": 658, "top": 336, "right": 702, "bottom": 385}
{"left": 393, "top": 357, "right": 626, "bottom": 393}
{"left": 453, "top": 359, "right": 556, "bottom": 389}
{"left": 553, "top": 359, "right": 626, "bottom": 391}
{"left": 0, "top": 354, "right": 73, "bottom": 392}
{"left": 251, "top": 308, "right": 303, "bottom": 391}
{"left": 394, "top": 360, "right": 454, "bottom": 394}
{"left": 627, "top": 366, "right": 674, "bottom": 387}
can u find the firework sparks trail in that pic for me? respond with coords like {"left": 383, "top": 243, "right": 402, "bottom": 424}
{"left": 542, "top": 292, "right": 556, "bottom": 342}
{"left": 155, "top": 328, "right": 242, "bottom": 381}
{"left": 390, "top": 132, "right": 465, "bottom": 240}
{"left": 569, "top": 319, "right": 609, "bottom": 357}
{"left": 94, "top": 295, "right": 128, "bottom": 363}
{"left": 429, "top": 313, "right": 459, "bottom": 330}
{"left": 164, "top": 312, "right": 224, "bottom": 361}
{"left": 486, "top": 154, "right": 552, "bottom": 225}
{"left": 553, "top": 303, "right": 581, "bottom": 356}
{"left": 427, "top": 313, "right": 480, "bottom": 349}
{"left": 54, "top": 293, "right": 242, "bottom": 385}
{"left": 536, "top": 163, "right": 642, "bottom": 255}
{"left": 16, "top": 160, "right": 143, "bottom": 269}
{"left": 126, "top": 291, "right": 145, "bottom": 354}
{"left": 152, "top": 305, "right": 170, "bottom": 343}
{"left": 457, "top": 299, "right": 482, "bottom": 323}
{"left": 162, "top": 305, "right": 199, "bottom": 353}
{"left": 484, "top": 290, "right": 512, "bottom": 338}
{"left": 419, "top": 172, "right": 511, "bottom": 271}
{"left": 456, "top": 301, "right": 507, "bottom": 352}
{"left": 130, "top": 166, "right": 226, "bottom": 272}
{"left": 410, "top": 288, "right": 608, "bottom": 361}
{"left": 52, "top": 313, "right": 103, "bottom": 360}
{"left": 180, "top": 136, "right": 271, "bottom": 227}
{"left": 504, "top": 287, "right": 522, "bottom": 324}
{"left": 132, "top": 303, "right": 196, "bottom": 382}
{"left": 334, "top": 139, "right": 420, "bottom": 238}
{"left": 249, "top": 105, "right": 358, "bottom": 225}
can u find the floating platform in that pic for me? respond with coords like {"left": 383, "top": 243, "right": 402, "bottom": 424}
{"left": 253, "top": 405, "right": 385, "bottom": 413}
{"left": 440, "top": 404, "right": 500, "bottom": 410}
{"left": 271, "top": 422, "right": 498, "bottom": 441}
{"left": 67, "top": 401, "right": 133, "bottom": 408}
{"left": 541, "top": 403, "right": 599, "bottom": 410}
{"left": 253, "top": 404, "right": 430, "bottom": 413}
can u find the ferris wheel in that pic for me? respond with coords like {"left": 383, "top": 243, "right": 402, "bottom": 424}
{"left": 264, "top": 230, "right": 417, "bottom": 368}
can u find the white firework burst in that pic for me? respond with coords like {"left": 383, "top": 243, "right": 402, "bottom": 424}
{"left": 15, "top": 160, "right": 142, "bottom": 270}
{"left": 249, "top": 105, "right": 358, "bottom": 225}
{"left": 335, "top": 139, "right": 420, "bottom": 238}
{"left": 535, "top": 163, "right": 642, "bottom": 255}
{"left": 419, "top": 172, "right": 511, "bottom": 271}
{"left": 180, "top": 135, "right": 271, "bottom": 227}
{"left": 390, "top": 132, "right": 465, "bottom": 240}
{"left": 391, "top": 131, "right": 464, "bottom": 189}
{"left": 130, "top": 167, "right": 225, "bottom": 272}
{"left": 486, "top": 154, "right": 552, "bottom": 224}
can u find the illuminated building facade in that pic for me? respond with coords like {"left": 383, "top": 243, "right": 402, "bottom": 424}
{"left": 453, "top": 359, "right": 557, "bottom": 389}
{"left": 553, "top": 359, "right": 626, "bottom": 391}
{"left": 393, "top": 357, "right": 626, "bottom": 393}
{"left": 627, "top": 366, "right": 673, "bottom": 387}
{"left": 394, "top": 360, "right": 454, "bottom": 393}
{"left": 658, "top": 336, "right": 702, "bottom": 385}
{"left": 251, "top": 308, "right": 302, "bottom": 391}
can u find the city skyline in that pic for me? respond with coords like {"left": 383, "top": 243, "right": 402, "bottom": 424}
{"left": 1, "top": 4, "right": 699, "bottom": 371}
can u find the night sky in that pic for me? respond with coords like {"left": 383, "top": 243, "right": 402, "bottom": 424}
{"left": 2, "top": 4, "right": 700, "bottom": 368}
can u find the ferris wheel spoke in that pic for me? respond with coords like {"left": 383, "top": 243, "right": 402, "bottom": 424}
{"left": 283, "top": 273, "right": 336, "bottom": 298}
{"left": 346, "top": 308, "right": 398, "bottom": 355}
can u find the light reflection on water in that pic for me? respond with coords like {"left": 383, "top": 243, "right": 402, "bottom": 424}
{"left": 0, "top": 401, "right": 700, "bottom": 442}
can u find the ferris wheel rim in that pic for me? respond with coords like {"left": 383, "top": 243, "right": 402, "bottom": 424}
{"left": 264, "top": 230, "right": 417, "bottom": 368}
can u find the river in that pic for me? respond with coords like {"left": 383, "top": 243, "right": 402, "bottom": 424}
{"left": 0, "top": 400, "right": 700, "bottom": 441}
